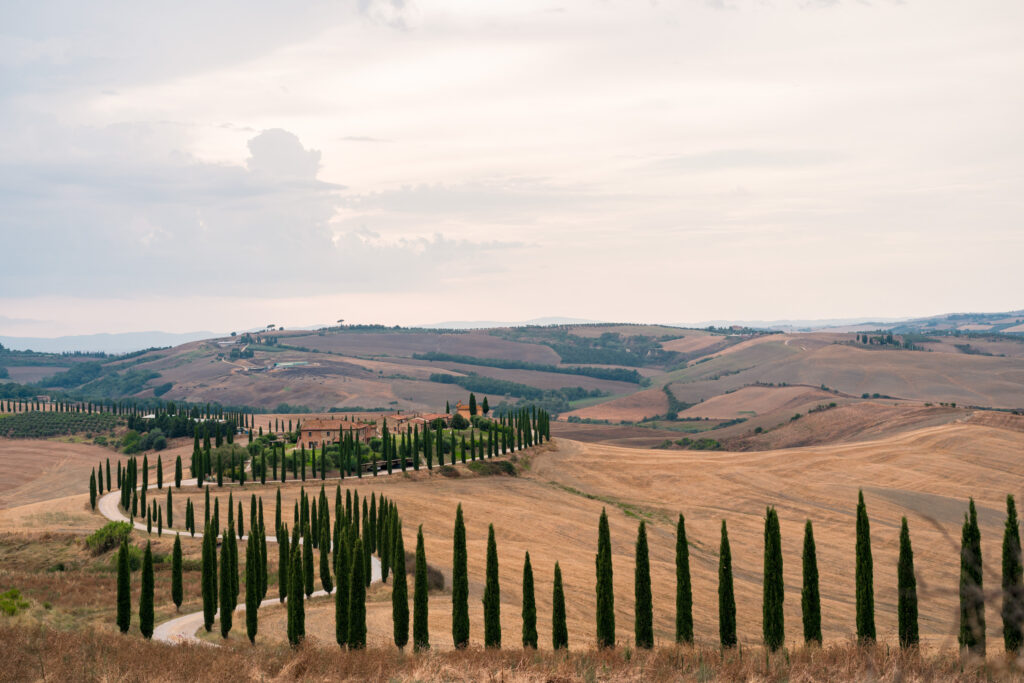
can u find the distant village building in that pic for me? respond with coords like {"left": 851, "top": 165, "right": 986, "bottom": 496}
{"left": 300, "top": 418, "right": 376, "bottom": 449}
{"left": 454, "top": 400, "right": 474, "bottom": 421}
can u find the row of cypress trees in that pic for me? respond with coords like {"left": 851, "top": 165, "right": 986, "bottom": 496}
{"left": 114, "top": 481, "right": 1022, "bottom": 655}
{"left": 587, "top": 491, "right": 1022, "bottom": 654}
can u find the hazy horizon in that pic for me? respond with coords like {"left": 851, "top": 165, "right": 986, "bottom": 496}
{"left": 3, "top": 1, "right": 1022, "bottom": 337}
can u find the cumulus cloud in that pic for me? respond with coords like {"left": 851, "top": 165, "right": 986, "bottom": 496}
{"left": 246, "top": 129, "right": 323, "bottom": 180}
{"left": 0, "top": 124, "right": 520, "bottom": 298}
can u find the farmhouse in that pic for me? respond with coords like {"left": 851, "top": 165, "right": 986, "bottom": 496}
{"left": 299, "top": 418, "right": 376, "bottom": 449}
{"left": 454, "top": 400, "right": 474, "bottom": 421}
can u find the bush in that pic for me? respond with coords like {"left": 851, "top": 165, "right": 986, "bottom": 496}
{"left": 450, "top": 413, "right": 470, "bottom": 430}
{"left": 467, "top": 461, "right": 516, "bottom": 477}
{"left": 439, "top": 465, "right": 460, "bottom": 478}
{"left": 86, "top": 521, "right": 133, "bottom": 555}
{"left": 121, "top": 430, "right": 142, "bottom": 454}
{"left": 0, "top": 589, "right": 29, "bottom": 616}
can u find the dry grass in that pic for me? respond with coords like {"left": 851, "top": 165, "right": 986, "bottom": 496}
{"left": 563, "top": 387, "right": 669, "bottom": 422}
{"left": 2, "top": 623, "right": 1022, "bottom": 682}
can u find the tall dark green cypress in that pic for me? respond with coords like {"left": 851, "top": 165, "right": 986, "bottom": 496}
{"left": 202, "top": 523, "right": 216, "bottom": 631}
{"left": 171, "top": 533, "right": 183, "bottom": 610}
{"left": 522, "top": 551, "right": 538, "bottom": 649}
{"left": 89, "top": 469, "right": 97, "bottom": 509}
{"left": 1003, "top": 494, "right": 1023, "bottom": 655}
{"left": 801, "top": 520, "right": 822, "bottom": 645}
{"left": 348, "top": 537, "right": 367, "bottom": 649}
{"left": 855, "top": 490, "right": 876, "bottom": 642}
{"left": 303, "top": 524, "right": 315, "bottom": 597}
{"left": 320, "top": 521, "right": 333, "bottom": 594}
{"left": 220, "top": 527, "right": 233, "bottom": 638}
{"left": 452, "top": 503, "right": 470, "bottom": 648}
{"left": 166, "top": 488, "right": 173, "bottom": 529}
{"left": 595, "top": 507, "right": 615, "bottom": 648}
{"left": 762, "top": 507, "right": 784, "bottom": 651}
{"left": 719, "top": 520, "right": 737, "bottom": 648}
{"left": 278, "top": 525, "right": 289, "bottom": 603}
{"left": 288, "top": 527, "right": 305, "bottom": 646}
{"left": 483, "top": 523, "right": 501, "bottom": 648}
{"left": 675, "top": 513, "right": 693, "bottom": 644}
{"left": 392, "top": 521, "right": 409, "bottom": 650}
{"left": 413, "top": 525, "right": 430, "bottom": 651}
{"left": 116, "top": 536, "right": 131, "bottom": 633}
{"left": 634, "top": 520, "right": 653, "bottom": 649}
{"left": 175, "top": 455, "right": 182, "bottom": 488}
{"left": 897, "top": 517, "right": 919, "bottom": 648}
{"left": 959, "top": 498, "right": 985, "bottom": 655}
{"left": 552, "top": 561, "right": 568, "bottom": 650}
{"left": 245, "top": 535, "right": 259, "bottom": 644}
{"left": 335, "top": 533, "right": 350, "bottom": 647}
{"left": 140, "top": 541, "right": 154, "bottom": 638}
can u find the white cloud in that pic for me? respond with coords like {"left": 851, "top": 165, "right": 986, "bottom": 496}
{"left": 1, "top": 0, "right": 1023, "bottom": 334}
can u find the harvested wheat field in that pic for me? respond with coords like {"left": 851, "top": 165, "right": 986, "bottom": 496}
{"left": 143, "top": 420, "right": 1024, "bottom": 654}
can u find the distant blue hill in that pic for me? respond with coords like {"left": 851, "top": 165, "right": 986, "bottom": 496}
{"left": 0, "top": 331, "right": 220, "bottom": 354}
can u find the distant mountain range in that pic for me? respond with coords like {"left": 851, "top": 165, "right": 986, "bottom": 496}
{"left": 2, "top": 309, "right": 1021, "bottom": 355}
{"left": 0, "top": 331, "right": 222, "bottom": 354}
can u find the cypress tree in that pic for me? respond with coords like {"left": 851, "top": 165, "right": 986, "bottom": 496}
{"left": 259, "top": 502, "right": 268, "bottom": 600}
{"left": 202, "top": 523, "right": 216, "bottom": 631}
{"left": 959, "top": 498, "right": 985, "bottom": 655}
{"left": 348, "top": 537, "right": 367, "bottom": 649}
{"left": 246, "top": 535, "right": 259, "bottom": 644}
{"left": 171, "top": 533, "right": 183, "bottom": 610}
{"left": 552, "top": 561, "right": 568, "bottom": 650}
{"left": 719, "top": 520, "right": 737, "bottom": 648}
{"left": 595, "top": 507, "right": 615, "bottom": 649}
{"left": 229, "top": 526, "right": 239, "bottom": 612}
{"left": 522, "top": 551, "right": 538, "bottom": 649}
{"left": 278, "top": 523, "right": 290, "bottom": 602}
{"left": 106, "top": 458, "right": 112, "bottom": 492}
{"left": 634, "top": 520, "right": 653, "bottom": 649}
{"left": 897, "top": 517, "right": 919, "bottom": 648}
{"left": 320, "top": 519, "right": 333, "bottom": 594}
{"left": 157, "top": 454, "right": 163, "bottom": 489}
{"left": 413, "top": 525, "right": 430, "bottom": 651}
{"left": 140, "top": 541, "right": 154, "bottom": 638}
{"left": 1003, "top": 494, "right": 1023, "bottom": 654}
{"left": 288, "top": 528, "right": 305, "bottom": 645}
{"left": 335, "top": 533, "right": 350, "bottom": 647}
{"left": 116, "top": 536, "right": 131, "bottom": 633}
{"left": 801, "top": 520, "right": 822, "bottom": 645}
{"left": 855, "top": 490, "right": 876, "bottom": 642}
{"left": 762, "top": 506, "right": 784, "bottom": 652}
{"left": 392, "top": 521, "right": 409, "bottom": 650}
{"left": 483, "top": 523, "right": 501, "bottom": 648}
{"left": 89, "top": 469, "right": 97, "bottom": 509}
{"left": 220, "top": 527, "right": 233, "bottom": 637}
{"left": 675, "top": 513, "right": 693, "bottom": 644}
{"left": 303, "top": 523, "right": 315, "bottom": 597}
{"left": 166, "top": 488, "right": 173, "bottom": 529}
{"left": 175, "top": 455, "right": 182, "bottom": 488}
{"left": 452, "top": 503, "right": 469, "bottom": 648}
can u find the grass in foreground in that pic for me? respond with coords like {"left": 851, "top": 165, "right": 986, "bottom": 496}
{"left": 3, "top": 623, "right": 1023, "bottom": 682}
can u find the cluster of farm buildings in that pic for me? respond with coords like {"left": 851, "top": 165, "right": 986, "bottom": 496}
{"left": 297, "top": 401, "right": 478, "bottom": 449}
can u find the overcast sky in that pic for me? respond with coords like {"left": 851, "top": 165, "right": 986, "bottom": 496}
{"left": 2, "top": 0, "right": 1022, "bottom": 336}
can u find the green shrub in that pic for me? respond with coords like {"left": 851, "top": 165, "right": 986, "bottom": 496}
{"left": 0, "top": 589, "right": 30, "bottom": 616}
{"left": 467, "top": 460, "right": 516, "bottom": 477}
{"left": 86, "top": 521, "right": 133, "bottom": 555}
{"left": 439, "top": 465, "right": 460, "bottom": 478}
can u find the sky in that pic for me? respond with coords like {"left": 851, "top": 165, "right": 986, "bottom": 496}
{"left": 1, "top": 0, "right": 1022, "bottom": 336}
